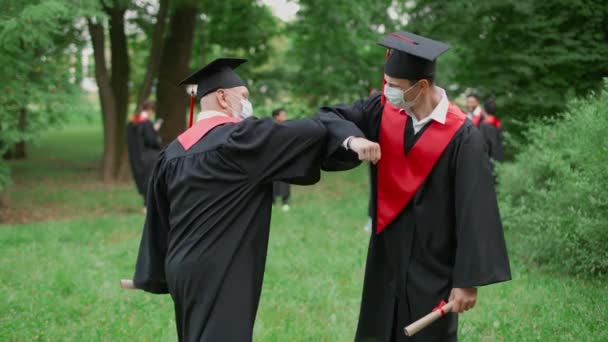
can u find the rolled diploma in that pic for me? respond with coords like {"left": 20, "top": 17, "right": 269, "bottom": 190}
{"left": 403, "top": 301, "right": 454, "bottom": 337}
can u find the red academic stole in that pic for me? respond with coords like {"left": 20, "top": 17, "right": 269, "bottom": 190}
{"left": 376, "top": 102, "right": 466, "bottom": 234}
{"left": 178, "top": 115, "right": 240, "bottom": 151}
{"left": 472, "top": 114, "right": 502, "bottom": 129}
{"left": 129, "top": 113, "right": 149, "bottom": 123}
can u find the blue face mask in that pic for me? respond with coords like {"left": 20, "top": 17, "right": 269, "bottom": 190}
{"left": 384, "top": 82, "right": 421, "bottom": 111}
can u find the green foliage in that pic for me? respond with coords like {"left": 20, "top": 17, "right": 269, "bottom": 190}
{"left": 190, "top": 0, "right": 280, "bottom": 102}
{"left": 288, "top": 0, "right": 399, "bottom": 107}
{"left": 497, "top": 80, "right": 608, "bottom": 277}
{"left": 408, "top": 0, "right": 608, "bottom": 124}
{"left": 0, "top": 0, "right": 92, "bottom": 190}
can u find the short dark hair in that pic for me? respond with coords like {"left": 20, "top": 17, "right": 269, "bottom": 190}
{"left": 484, "top": 98, "right": 497, "bottom": 115}
{"left": 271, "top": 108, "right": 285, "bottom": 118}
{"left": 467, "top": 93, "right": 480, "bottom": 101}
{"left": 141, "top": 99, "right": 156, "bottom": 111}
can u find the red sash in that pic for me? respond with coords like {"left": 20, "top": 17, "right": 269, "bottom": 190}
{"left": 178, "top": 116, "right": 240, "bottom": 151}
{"left": 376, "top": 102, "right": 466, "bottom": 234}
{"left": 473, "top": 114, "right": 501, "bottom": 129}
{"left": 129, "top": 113, "right": 149, "bottom": 123}
{"left": 483, "top": 115, "right": 502, "bottom": 129}
{"left": 472, "top": 114, "right": 481, "bottom": 127}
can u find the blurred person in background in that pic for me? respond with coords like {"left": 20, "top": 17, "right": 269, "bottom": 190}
{"left": 465, "top": 93, "right": 483, "bottom": 120}
{"left": 126, "top": 99, "right": 162, "bottom": 210}
{"left": 480, "top": 97, "right": 504, "bottom": 163}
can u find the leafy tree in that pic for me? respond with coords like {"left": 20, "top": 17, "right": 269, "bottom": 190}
{"left": 288, "top": 0, "right": 400, "bottom": 107}
{"left": 0, "top": 0, "right": 85, "bottom": 189}
{"left": 407, "top": 0, "right": 608, "bottom": 123}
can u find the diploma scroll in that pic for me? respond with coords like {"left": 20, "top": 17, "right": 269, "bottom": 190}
{"left": 403, "top": 301, "right": 453, "bottom": 337}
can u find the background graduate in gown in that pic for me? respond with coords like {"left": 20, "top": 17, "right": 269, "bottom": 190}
{"left": 317, "top": 32, "right": 511, "bottom": 342}
{"left": 126, "top": 99, "right": 162, "bottom": 209}
{"left": 481, "top": 97, "right": 505, "bottom": 163}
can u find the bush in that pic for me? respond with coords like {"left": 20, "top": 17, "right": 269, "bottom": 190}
{"left": 497, "top": 79, "right": 608, "bottom": 277}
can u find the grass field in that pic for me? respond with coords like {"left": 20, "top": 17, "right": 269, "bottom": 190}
{"left": 1, "top": 121, "right": 606, "bottom": 341}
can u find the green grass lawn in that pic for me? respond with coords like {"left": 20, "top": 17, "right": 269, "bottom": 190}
{"left": 1, "top": 122, "right": 606, "bottom": 341}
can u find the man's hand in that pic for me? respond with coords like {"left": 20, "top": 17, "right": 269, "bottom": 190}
{"left": 449, "top": 288, "right": 477, "bottom": 313}
{"left": 153, "top": 119, "right": 164, "bottom": 132}
{"left": 348, "top": 137, "right": 381, "bottom": 164}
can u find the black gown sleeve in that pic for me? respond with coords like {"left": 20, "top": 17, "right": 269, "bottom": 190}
{"left": 133, "top": 152, "right": 171, "bottom": 294}
{"left": 140, "top": 121, "right": 162, "bottom": 149}
{"left": 126, "top": 124, "right": 144, "bottom": 174}
{"left": 452, "top": 127, "right": 512, "bottom": 288}
{"left": 479, "top": 123, "right": 504, "bottom": 163}
{"left": 316, "top": 93, "right": 383, "bottom": 170}
{"left": 494, "top": 128, "right": 505, "bottom": 162}
{"left": 224, "top": 117, "right": 357, "bottom": 185}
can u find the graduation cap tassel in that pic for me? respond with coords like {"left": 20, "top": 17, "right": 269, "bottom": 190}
{"left": 188, "top": 89, "right": 195, "bottom": 128}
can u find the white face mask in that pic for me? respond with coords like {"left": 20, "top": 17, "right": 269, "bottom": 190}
{"left": 227, "top": 92, "right": 254, "bottom": 119}
{"left": 384, "top": 82, "right": 421, "bottom": 111}
{"left": 239, "top": 99, "right": 253, "bottom": 119}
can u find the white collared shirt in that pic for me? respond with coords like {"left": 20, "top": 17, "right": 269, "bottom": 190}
{"left": 467, "top": 105, "right": 482, "bottom": 120}
{"left": 196, "top": 110, "right": 229, "bottom": 122}
{"left": 402, "top": 86, "right": 448, "bottom": 134}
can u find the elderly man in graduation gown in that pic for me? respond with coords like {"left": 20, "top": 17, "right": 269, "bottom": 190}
{"left": 131, "top": 58, "right": 380, "bottom": 342}
{"left": 317, "top": 32, "right": 511, "bottom": 341}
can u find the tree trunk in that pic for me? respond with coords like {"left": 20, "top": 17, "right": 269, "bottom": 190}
{"left": 108, "top": 7, "right": 130, "bottom": 180}
{"left": 88, "top": 18, "right": 119, "bottom": 182}
{"left": 156, "top": 3, "right": 199, "bottom": 143}
{"left": 135, "top": 0, "right": 170, "bottom": 112}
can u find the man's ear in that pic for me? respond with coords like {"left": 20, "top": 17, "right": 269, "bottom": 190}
{"left": 419, "top": 79, "right": 430, "bottom": 90}
{"left": 216, "top": 89, "right": 228, "bottom": 109}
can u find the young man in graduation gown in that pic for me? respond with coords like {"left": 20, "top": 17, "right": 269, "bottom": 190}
{"left": 130, "top": 58, "right": 380, "bottom": 342}
{"left": 126, "top": 99, "right": 162, "bottom": 208}
{"left": 317, "top": 32, "right": 511, "bottom": 341}
{"left": 465, "top": 93, "right": 483, "bottom": 120}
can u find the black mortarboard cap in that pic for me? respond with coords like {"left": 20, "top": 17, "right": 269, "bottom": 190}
{"left": 378, "top": 32, "right": 450, "bottom": 80}
{"left": 179, "top": 58, "right": 247, "bottom": 100}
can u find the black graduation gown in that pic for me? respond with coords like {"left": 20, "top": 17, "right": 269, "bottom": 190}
{"left": 478, "top": 122, "right": 504, "bottom": 162}
{"left": 127, "top": 120, "right": 162, "bottom": 202}
{"left": 133, "top": 117, "right": 357, "bottom": 342}
{"left": 318, "top": 93, "right": 511, "bottom": 342}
